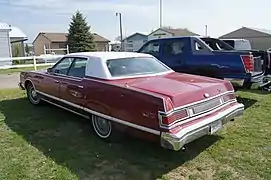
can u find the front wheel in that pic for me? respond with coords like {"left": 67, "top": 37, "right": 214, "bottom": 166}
{"left": 26, "top": 83, "right": 41, "bottom": 105}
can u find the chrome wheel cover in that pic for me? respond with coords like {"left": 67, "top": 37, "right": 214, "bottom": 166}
{"left": 92, "top": 115, "right": 112, "bottom": 138}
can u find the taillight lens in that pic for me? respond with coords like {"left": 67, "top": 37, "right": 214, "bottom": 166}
{"left": 161, "top": 109, "right": 188, "bottom": 125}
{"left": 222, "top": 93, "right": 236, "bottom": 103}
{"left": 241, "top": 55, "right": 254, "bottom": 72}
{"left": 164, "top": 97, "right": 174, "bottom": 112}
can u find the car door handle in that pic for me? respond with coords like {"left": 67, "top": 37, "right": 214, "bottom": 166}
{"left": 54, "top": 80, "right": 60, "bottom": 83}
{"left": 76, "top": 85, "right": 84, "bottom": 89}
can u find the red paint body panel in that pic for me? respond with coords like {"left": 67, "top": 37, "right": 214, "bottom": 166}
{"left": 105, "top": 72, "right": 233, "bottom": 110}
{"left": 20, "top": 69, "right": 235, "bottom": 136}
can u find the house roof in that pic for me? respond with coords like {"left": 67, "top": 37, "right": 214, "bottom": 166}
{"left": 219, "top": 26, "right": 271, "bottom": 38}
{"left": 150, "top": 28, "right": 200, "bottom": 36}
{"left": 0, "top": 22, "right": 11, "bottom": 31}
{"left": 123, "top": 32, "right": 147, "bottom": 41}
{"left": 33, "top": 32, "right": 110, "bottom": 43}
{"left": 246, "top": 27, "right": 271, "bottom": 35}
{"left": 9, "top": 26, "right": 27, "bottom": 38}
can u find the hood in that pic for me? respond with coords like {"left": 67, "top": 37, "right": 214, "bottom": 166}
{"left": 125, "top": 72, "right": 233, "bottom": 107}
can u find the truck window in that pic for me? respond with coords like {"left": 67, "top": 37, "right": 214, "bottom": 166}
{"left": 192, "top": 39, "right": 211, "bottom": 53}
{"left": 223, "top": 40, "right": 235, "bottom": 48}
{"left": 163, "top": 40, "right": 185, "bottom": 56}
{"left": 140, "top": 42, "right": 160, "bottom": 57}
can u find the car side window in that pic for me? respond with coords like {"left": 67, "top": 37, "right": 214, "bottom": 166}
{"left": 67, "top": 58, "right": 87, "bottom": 78}
{"left": 140, "top": 42, "right": 160, "bottom": 57}
{"left": 163, "top": 40, "right": 185, "bottom": 56}
{"left": 52, "top": 57, "right": 74, "bottom": 75}
{"left": 193, "top": 40, "right": 210, "bottom": 52}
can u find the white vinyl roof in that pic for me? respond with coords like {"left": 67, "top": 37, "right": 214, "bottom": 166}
{"left": 64, "top": 52, "right": 172, "bottom": 80}
{"left": 66, "top": 52, "right": 153, "bottom": 62}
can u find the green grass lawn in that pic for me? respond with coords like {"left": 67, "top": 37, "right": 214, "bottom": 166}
{"left": 0, "top": 65, "right": 52, "bottom": 75}
{"left": 0, "top": 89, "right": 270, "bottom": 180}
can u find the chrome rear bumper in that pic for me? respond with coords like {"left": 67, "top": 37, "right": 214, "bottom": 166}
{"left": 160, "top": 103, "right": 244, "bottom": 151}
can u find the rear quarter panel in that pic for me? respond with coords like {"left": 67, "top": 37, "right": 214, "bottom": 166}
{"left": 83, "top": 78, "right": 165, "bottom": 135}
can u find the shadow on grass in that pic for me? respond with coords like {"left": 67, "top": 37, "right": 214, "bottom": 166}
{"left": 0, "top": 98, "right": 222, "bottom": 179}
{"left": 236, "top": 96, "right": 257, "bottom": 110}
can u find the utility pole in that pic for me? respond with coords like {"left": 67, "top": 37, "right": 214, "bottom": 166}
{"left": 159, "top": 0, "right": 162, "bottom": 28}
{"left": 116, "top": 12, "right": 124, "bottom": 51}
{"left": 205, "top": 25, "right": 208, "bottom": 37}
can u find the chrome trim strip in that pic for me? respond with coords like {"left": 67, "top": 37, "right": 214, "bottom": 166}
{"left": 41, "top": 98, "right": 90, "bottom": 119}
{"left": 160, "top": 103, "right": 244, "bottom": 151}
{"left": 41, "top": 72, "right": 167, "bottom": 112}
{"left": 159, "top": 99, "right": 237, "bottom": 130}
{"left": 171, "top": 103, "right": 244, "bottom": 138}
{"left": 36, "top": 90, "right": 160, "bottom": 135}
{"left": 158, "top": 90, "right": 235, "bottom": 115}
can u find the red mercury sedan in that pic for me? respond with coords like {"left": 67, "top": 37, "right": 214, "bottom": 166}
{"left": 19, "top": 52, "right": 244, "bottom": 151}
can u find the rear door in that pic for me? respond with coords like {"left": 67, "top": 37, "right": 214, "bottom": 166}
{"left": 59, "top": 57, "right": 88, "bottom": 108}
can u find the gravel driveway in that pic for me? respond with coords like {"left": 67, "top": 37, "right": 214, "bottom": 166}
{"left": 0, "top": 73, "right": 20, "bottom": 89}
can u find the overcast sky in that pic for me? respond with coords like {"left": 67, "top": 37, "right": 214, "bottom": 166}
{"left": 0, "top": 0, "right": 270, "bottom": 42}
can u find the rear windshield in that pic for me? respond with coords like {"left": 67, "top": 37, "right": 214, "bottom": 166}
{"left": 223, "top": 40, "right": 235, "bottom": 48}
{"left": 106, "top": 57, "right": 171, "bottom": 77}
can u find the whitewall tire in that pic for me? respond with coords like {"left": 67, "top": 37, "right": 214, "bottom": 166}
{"left": 92, "top": 115, "right": 112, "bottom": 139}
{"left": 26, "top": 83, "right": 41, "bottom": 105}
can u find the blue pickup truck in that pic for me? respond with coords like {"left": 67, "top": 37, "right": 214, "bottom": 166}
{"left": 137, "top": 36, "right": 264, "bottom": 89}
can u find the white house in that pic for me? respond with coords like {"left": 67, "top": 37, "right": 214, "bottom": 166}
{"left": 0, "top": 22, "right": 12, "bottom": 58}
{"left": 122, "top": 32, "right": 148, "bottom": 52}
{"left": 148, "top": 27, "right": 200, "bottom": 41}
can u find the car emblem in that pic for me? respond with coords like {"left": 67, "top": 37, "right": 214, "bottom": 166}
{"left": 203, "top": 93, "right": 210, "bottom": 98}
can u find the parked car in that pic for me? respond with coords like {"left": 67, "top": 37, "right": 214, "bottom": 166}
{"left": 137, "top": 36, "right": 264, "bottom": 89}
{"left": 18, "top": 52, "right": 244, "bottom": 151}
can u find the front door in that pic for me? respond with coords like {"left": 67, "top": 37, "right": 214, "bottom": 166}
{"left": 138, "top": 41, "right": 161, "bottom": 59}
{"left": 41, "top": 57, "right": 74, "bottom": 98}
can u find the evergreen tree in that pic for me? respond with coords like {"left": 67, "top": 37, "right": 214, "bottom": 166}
{"left": 67, "top": 11, "right": 95, "bottom": 53}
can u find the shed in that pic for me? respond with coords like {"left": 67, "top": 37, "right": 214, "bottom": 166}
{"left": 219, "top": 27, "right": 271, "bottom": 50}
{"left": 0, "top": 22, "right": 12, "bottom": 58}
{"left": 122, "top": 32, "right": 148, "bottom": 52}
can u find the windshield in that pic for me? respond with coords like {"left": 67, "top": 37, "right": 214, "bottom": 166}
{"left": 106, "top": 57, "right": 171, "bottom": 77}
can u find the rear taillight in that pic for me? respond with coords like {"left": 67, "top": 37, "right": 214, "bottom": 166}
{"left": 222, "top": 93, "right": 236, "bottom": 103}
{"left": 161, "top": 109, "right": 188, "bottom": 125}
{"left": 241, "top": 55, "right": 254, "bottom": 72}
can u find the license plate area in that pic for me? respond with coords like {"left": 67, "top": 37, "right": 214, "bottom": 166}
{"left": 210, "top": 120, "right": 222, "bottom": 134}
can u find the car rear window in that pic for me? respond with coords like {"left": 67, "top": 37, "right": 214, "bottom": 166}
{"left": 106, "top": 57, "right": 171, "bottom": 77}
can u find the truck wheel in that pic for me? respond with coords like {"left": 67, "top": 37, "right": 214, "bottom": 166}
{"left": 242, "top": 82, "right": 253, "bottom": 89}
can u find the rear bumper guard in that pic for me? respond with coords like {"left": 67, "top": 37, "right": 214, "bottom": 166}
{"left": 160, "top": 103, "right": 244, "bottom": 151}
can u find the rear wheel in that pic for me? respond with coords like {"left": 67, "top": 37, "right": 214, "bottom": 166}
{"left": 26, "top": 83, "right": 41, "bottom": 105}
{"left": 92, "top": 115, "right": 113, "bottom": 139}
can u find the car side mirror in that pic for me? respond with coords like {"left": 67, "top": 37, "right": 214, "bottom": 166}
{"left": 47, "top": 68, "right": 53, "bottom": 73}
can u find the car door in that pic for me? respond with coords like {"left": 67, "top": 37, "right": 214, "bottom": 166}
{"left": 159, "top": 39, "right": 188, "bottom": 72}
{"left": 138, "top": 41, "right": 161, "bottom": 59}
{"left": 59, "top": 57, "right": 88, "bottom": 108}
{"left": 41, "top": 57, "right": 74, "bottom": 98}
